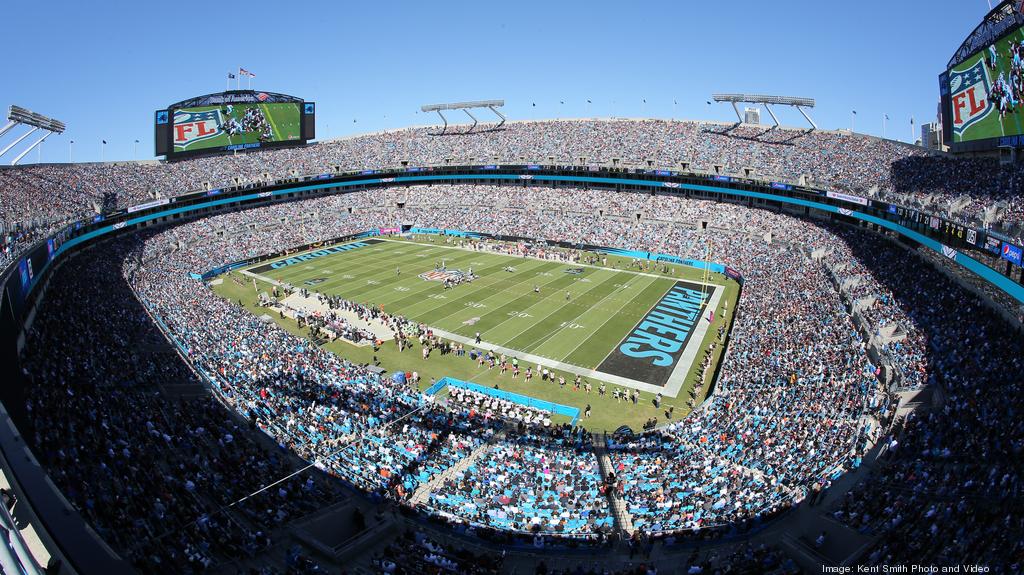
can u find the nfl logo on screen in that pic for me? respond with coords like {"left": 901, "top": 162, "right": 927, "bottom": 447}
{"left": 949, "top": 60, "right": 993, "bottom": 136}
{"left": 173, "top": 109, "right": 223, "bottom": 148}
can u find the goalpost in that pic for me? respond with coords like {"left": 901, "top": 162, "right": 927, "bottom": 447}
{"left": 700, "top": 231, "right": 713, "bottom": 323}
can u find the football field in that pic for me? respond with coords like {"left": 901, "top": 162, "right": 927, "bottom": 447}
{"left": 242, "top": 236, "right": 736, "bottom": 397}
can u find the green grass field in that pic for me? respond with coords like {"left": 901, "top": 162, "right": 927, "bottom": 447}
{"left": 173, "top": 102, "right": 301, "bottom": 152}
{"left": 212, "top": 236, "right": 740, "bottom": 431}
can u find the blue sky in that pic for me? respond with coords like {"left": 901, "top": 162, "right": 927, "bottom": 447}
{"left": 1, "top": 0, "right": 994, "bottom": 163}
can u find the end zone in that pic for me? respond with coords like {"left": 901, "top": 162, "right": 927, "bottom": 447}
{"left": 598, "top": 280, "right": 724, "bottom": 398}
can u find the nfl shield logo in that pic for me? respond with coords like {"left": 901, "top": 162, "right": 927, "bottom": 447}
{"left": 949, "top": 60, "right": 993, "bottom": 137}
{"left": 419, "top": 269, "right": 467, "bottom": 282}
{"left": 173, "top": 109, "right": 223, "bottom": 149}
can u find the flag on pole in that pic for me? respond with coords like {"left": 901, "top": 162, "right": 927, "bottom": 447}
{"left": 885, "top": 114, "right": 890, "bottom": 120}
{"left": 228, "top": 73, "right": 236, "bottom": 79}
{"left": 240, "top": 68, "right": 255, "bottom": 77}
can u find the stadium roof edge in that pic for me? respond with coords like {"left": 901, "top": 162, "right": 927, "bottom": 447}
{"left": 0, "top": 117, "right": 937, "bottom": 168}
{"left": 711, "top": 94, "right": 815, "bottom": 107}
{"left": 947, "top": 0, "right": 1024, "bottom": 69}
{"left": 420, "top": 100, "right": 505, "bottom": 112}
{"left": 302, "top": 117, "right": 938, "bottom": 154}
{"left": 166, "top": 90, "right": 304, "bottom": 109}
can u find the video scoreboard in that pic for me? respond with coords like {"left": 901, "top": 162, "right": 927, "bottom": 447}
{"left": 155, "top": 91, "right": 315, "bottom": 159}
{"left": 886, "top": 203, "right": 1022, "bottom": 266}
{"left": 940, "top": 2, "right": 1024, "bottom": 151}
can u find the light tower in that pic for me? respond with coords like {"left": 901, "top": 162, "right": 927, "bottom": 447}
{"left": 0, "top": 105, "right": 66, "bottom": 165}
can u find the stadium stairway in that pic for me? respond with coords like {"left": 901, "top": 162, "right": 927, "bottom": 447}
{"left": 591, "top": 435, "right": 635, "bottom": 537}
{"left": 408, "top": 431, "right": 504, "bottom": 506}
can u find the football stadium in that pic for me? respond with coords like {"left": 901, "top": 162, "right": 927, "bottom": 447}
{"left": 0, "top": 2, "right": 1022, "bottom": 574}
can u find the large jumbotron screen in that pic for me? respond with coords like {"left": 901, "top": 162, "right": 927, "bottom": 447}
{"left": 173, "top": 102, "right": 301, "bottom": 153}
{"left": 154, "top": 91, "right": 315, "bottom": 158}
{"left": 944, "top": 25, "right": 1024, "bottom": 145}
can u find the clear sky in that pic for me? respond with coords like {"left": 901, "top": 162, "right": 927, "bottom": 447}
{"left": 1, "top": 0, "right": 995, "bottom": 163}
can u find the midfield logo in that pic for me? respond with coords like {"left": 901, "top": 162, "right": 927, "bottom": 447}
{"left": 950, "top": 60, "right": 993, "bottom": 136}
{"left": 419, "top": 269, "right": 470, "bottom": 282}
{"left": 173, "top": 109, "right": 223, "bottom": 148}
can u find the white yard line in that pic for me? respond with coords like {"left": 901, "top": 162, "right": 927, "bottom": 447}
{"left": 241, "top": 237, "right": 730, "bottom": 398}
{"left": 516, "top": 273, "right": 659, "bottom": 356}
{"left": 418, "top": 261, "right": 586, "bottom": 326}
{"left": 428, "top": 326, "right": 677, "bottom": 396}
{"left": 555, "top": 276, "right": 670, "bottom": 363}
{"left": 274, "top": 244, "right": 460, "bottom": 296}
{"left": 380, "top": 237, "right": 718, "bottom": 285}
{"left": 452, "top": 268, "right": 620, "bottom": 340}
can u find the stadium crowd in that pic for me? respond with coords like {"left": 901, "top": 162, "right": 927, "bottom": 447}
{"left": 21, "top": 245, "right": 346, "bottom": 573}
{"left": 447, "top": 387, "right": 555, "bottom": 427}
{"left": 118, "top": 186, "right": 890, "bottom": 540}
{"left": 371, "top": 528, "right": 504, "bottom": 574}
{"left": 826, "top": 228, "right": 1024, "bottom": 569}
{"left": 6, "top": 118, "right": 1024, "bottom": 261}
{"left": 7, "top": 126, "right": 1023, "bottom": 572}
